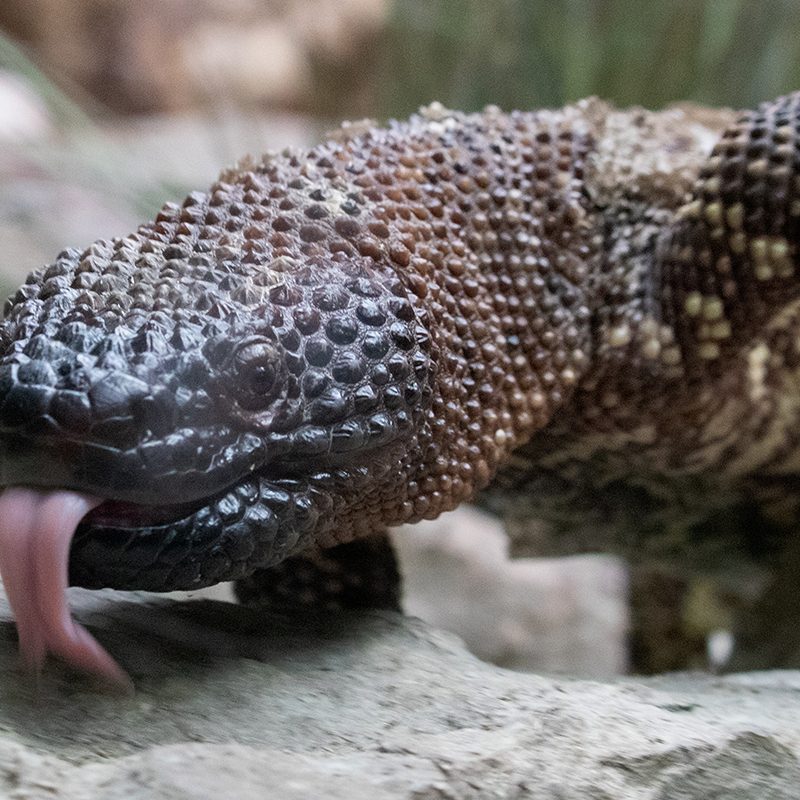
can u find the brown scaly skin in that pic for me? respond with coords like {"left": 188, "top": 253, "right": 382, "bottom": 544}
{"left": 0, "top": 94, "right": 798, "bottom": 668}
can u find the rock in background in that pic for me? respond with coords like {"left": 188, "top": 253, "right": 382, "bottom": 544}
{"left": 0, "top": 0, "right": 388, "bottom": 114}
{"left": 392, "top": 506, "right": 629, "bottom": 677}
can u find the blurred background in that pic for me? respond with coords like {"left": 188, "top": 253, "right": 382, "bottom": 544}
{"left": 3, "top": 0, "right": 800, "bottom": 293}
{"left": 1, "top": 0, "right": 799, "bottom": 676}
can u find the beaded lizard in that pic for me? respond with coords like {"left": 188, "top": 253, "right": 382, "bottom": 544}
{"left": 0, "top": 92, "right": 798, "bottom": 682}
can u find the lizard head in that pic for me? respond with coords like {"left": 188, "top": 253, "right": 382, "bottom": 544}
{"left": 0, "top": 100, "right": 623, "bottom": 681}
{"left": 0, "top": 165, "right": 436, "bottom": 599}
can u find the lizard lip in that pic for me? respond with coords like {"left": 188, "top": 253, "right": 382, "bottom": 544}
{"left": 82, "top": 494, "right": 215, "bottom": 529}
{"left": 78, "top": 461, "right": 289, "bottom": 531}
{"left": 68, "top": 464, "right": 321, "bottom": 595}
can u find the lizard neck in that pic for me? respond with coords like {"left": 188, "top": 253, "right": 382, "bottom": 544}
{"left": 382, "top": 104, "right": 602, "bottom": 523}
{"left": 529, "top": 94, "right": 800, "bottom": 491}
{"left": 383, "top": 100, "right": 739, "bottom": 522}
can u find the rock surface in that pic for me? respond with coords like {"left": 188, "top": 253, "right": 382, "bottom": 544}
{"left": 1, "top": 587, "right": 799, "bottom": 799}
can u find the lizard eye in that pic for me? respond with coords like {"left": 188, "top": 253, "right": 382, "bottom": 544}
{"left": 231, "top": 338, "right": 285, "bottom": 411}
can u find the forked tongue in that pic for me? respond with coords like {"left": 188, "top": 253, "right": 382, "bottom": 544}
{"left": 0, "top": 487, "right": 131, "bottom": 688}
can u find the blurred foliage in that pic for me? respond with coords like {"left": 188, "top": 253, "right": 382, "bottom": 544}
{"left": 0, "top": 31, "right": 171, "bottom": 215}
{"left": 377, "top": 0, "right": 800, "bottom": 116}
{"left": 0, "top": 32, "right": 92, "bottom": 127}
{"left": 4, "top": 1, "right": 800, "bottom": 123}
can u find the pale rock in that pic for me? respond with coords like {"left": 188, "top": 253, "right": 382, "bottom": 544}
{"left": 392, "top": 506, "right": 630, "bottom": 676}
{"left": 0, "top": 587, "right": 798, "bottom": 799}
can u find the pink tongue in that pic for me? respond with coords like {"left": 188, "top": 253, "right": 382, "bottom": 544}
{"left": 0, "top": 487, "right": 130, "bottom": 687}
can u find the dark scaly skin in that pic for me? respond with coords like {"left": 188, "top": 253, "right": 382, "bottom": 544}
{"left": 0, "top": 95, "right": 798, "bottom": 652}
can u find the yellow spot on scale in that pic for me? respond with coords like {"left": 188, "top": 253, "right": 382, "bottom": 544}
{"left": 608, "top": 323, "right": 632, "bottom": 348}
{"left": 772, "top": 164, "right": 791, "bottom": 181}
{"left": 747, "top": 343, "right": 770, "bottom": 403}
{"left": 755, "top": 263, "right": 774, "bottom": 281}
{"left": 702, "top": 296, "right": 724, "bottom": 321}
{"left": 771, "top": 239, "right": 789, "bottom": 261}
{"left": 709, "top": 227, "right": 724, "bottom": 242}
{"left": 698, "top": 342, "right": 721, "bottom": 360}
{"left": 659, "top": 324, "right": 676, "bottom": 345}
{"left": 642, "top": 338, "right": 661, "bottom": 359}
{"left": 704, "top": 202, "right": 723, "bottom": 226}
{"left": 710, "top": 320, "right": 732, "bottom": 340}
{"left": 661, "top": 346, "right": 682, "bottom": 365}
{"left": 679, "top": 200, "right": 702, "bottom": 220}
{"left": 750, "top": 237, "right": 768, "bottom": 264}
{"left": 726, "top": 203, "right": 744, "bottom": 230}
{"left": 772, "top": 237, "right": 794, "bottom": 277}
{"left": 749, "top": 234, "right": 794, "bottom": 280}
{"left": 561, "top": 368, "right": 577, "bottom": 386}
{"left": 730, "top": 232, "right": 746, "bottom": 254}
{"left": 746, "top": 159, "right": 768, "bottom": 178}
{"left": 684, "top": 291, "right": 703, "bottom": 316}
{"left": 640, "top": 317, "right": 659, "bottom": 337}
{"left": 530, "top": 391, "right": 546, "bottom": 409}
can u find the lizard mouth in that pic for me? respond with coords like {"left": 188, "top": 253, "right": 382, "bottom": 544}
{"left": 0, "top": 464, "right": 324, "bottom": 686}
{"left": 68, "top": 465, "right": 320, "bottom": 592}
{"left": 82, "top": 494, "right": 218, "bottom": 529}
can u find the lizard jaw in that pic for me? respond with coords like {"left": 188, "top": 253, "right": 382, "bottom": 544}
{"left": 0, "top": 467, "right": 328, "bottom": 685}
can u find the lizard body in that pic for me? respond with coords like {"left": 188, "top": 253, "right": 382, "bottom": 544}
{"left": 0, "top": 93, "right": 798, "bottom": 680}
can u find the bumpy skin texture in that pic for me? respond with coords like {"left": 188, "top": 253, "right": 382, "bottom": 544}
{"left": 491, "top": 94, "right": 800, "bottom": 557}
{"left": 0, "top": 94, "right": 799, "bottom": 613}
